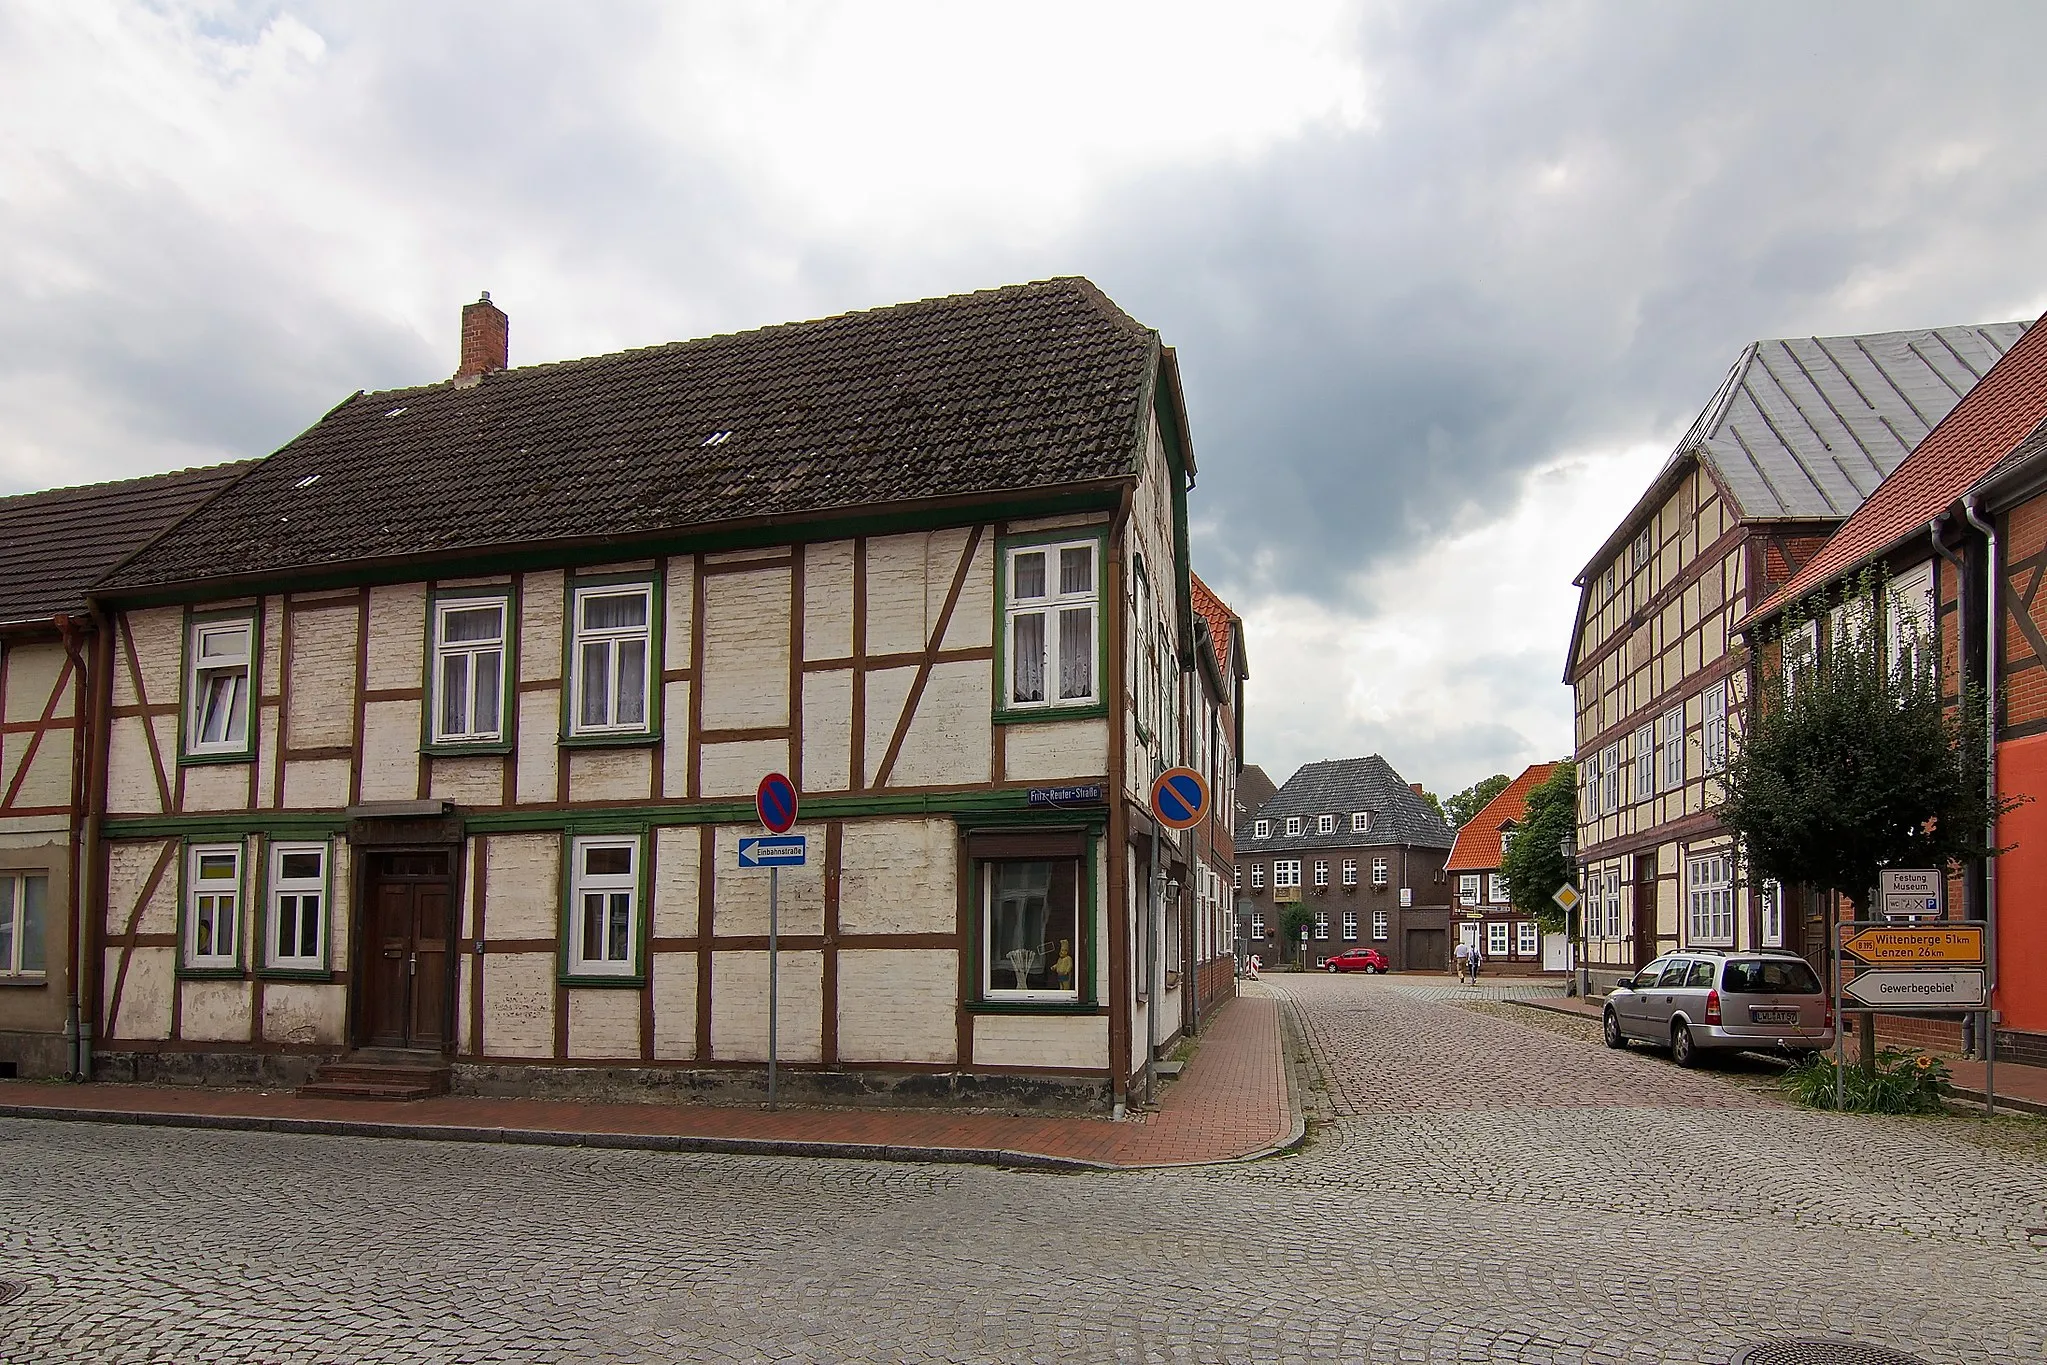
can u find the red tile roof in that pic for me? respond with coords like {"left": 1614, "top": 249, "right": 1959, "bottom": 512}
{"left": 1445, "top": 762, "right": 1561, "bottom": 872}
{"left": 1753, "top": 304, "right": 2047, "bottom": 622}
{"left": 1190, "top": 572, "right": 1239, "bottom": 666}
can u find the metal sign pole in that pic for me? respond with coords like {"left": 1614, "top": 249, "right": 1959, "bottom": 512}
{"left": 1832, "top": 905, "right": 1845, "bottom": 1112}
{"left": 768, "top": 864, "right": 779, "bottom": 1112}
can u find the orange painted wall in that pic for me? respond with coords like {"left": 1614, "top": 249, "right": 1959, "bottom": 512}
{"left": 1994, "top": 731, "right": 2047, "bottom": 1034}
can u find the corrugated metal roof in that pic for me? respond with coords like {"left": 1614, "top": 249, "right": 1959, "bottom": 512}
{"left": 1690, "top": 323, "right": 2026, "bottom": 521}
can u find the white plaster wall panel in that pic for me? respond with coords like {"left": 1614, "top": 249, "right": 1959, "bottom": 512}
{"left": 364, "top": 583, "right": 428, "bottom": 691}
{"left": 182, "top": 764, "right": 248, "bottom": 813}
{"left": 800, "top": 671, "right": 853, "bottom": 792}
{"left": 9, "top": 734, "right": 72, "bottom": 810}
{"left": 254, "top": 707, "right": 279, "bottom": 810}
{"left": 285, "top": 606, "right": 359, "bottom": 749}
{"left": 179, "top": 980, "right": 252, "bottom": 1042}
{"left": 651, "top": 826, "right": 700, "bottom": 939}
{"left": 482, "top": 953, "right": 555, "bottom": 1057}
{"left": 937, "top": 532, "right": 995, "bottom": 651}
{"left": 864, "top": 533, "right": 932, "bottom": 656}
{"left": 429, "top": 756, "right": 504, "bottom": 806}
{"left": 281, "top": 758, "right": 351, "bottom": 810}
{"left": 106, "top": 718, "right": 170, "bottom": 815}
{"left": 261, "top": 982, "right": 343, "bottom": 1045}
{"left": 650, "top": 952, "right": 698, "bottom": 1060}
{"left": 357, "top": 700, "right": 422, "bottom": 802}
{"left": 699, "top": 738, "right": 789, "bottom": 798}
{"left": 885, "top": 660, "right": 991, "bottom": 788}
{"left": 661, "top": 682, "right": 692, "bottom": 797}
{"left": 260, "top": 596, "right": 286, "bottom": 695}
{"left": 861, "top": 666, "right": 916, "bottom": 788}
{"left": 455, "top": 957, "right": 475, "bottom": 1053}
{"left": 1, "top": 643, "right": 67, "bottom": 723}
{"left": 836, "top": 949, "right": 957, "bottom": 1063}
{"left": 838, "top": 819, "right": 956, "bottom": 936}
{"left": 566, "top": 988, "right": 642, "bottom": 1059}
{"left": 664, "top": 557, "right": 696, "bottom": 671}
{"left": 106, "top": 946, "right": 173, "bottom": 1039}
{"left": 973, "top": 1013, "right": 1108, "bottom": 1070}
{"left": 515, "top": 690, "right": 559, "bottom": 805}
{"left": 520, "top": 570, "right": 565, "bottom": 683}
{"left": 567, "top": 747, "right": 651, "bottom": 804}
{"left": 113, "top": 607, "right": 181, "bottom": 709}
{"left": 711, "top": 949, "right": 822, "bottom": 1061}
{"left": 105, "top": 841, "right": 179, "bottom": 936}
{"left": 329, "top": 842, "right": 354, "bottom": 971}
{"left": 1002, "top": 718, "right": 1109, "bottom": 783}
{"left": 802, "top": 540, "right": 855, "bottom": 660}
{"left": 1006, "top": 513, "right": 1111, "bottom": 535}
{"left": 713, "top": 823, "right": 826, "bottom": 937}
{"left": 700, "top": 567, "right": 791, "bottom": 729}
{"left": 485, "top": 834, "right": 560, "bottom": 940}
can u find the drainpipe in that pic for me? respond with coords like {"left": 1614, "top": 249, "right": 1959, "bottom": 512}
{"left": 1959, "top": 499, "right": 2000, "bottom": 1112}
{"left": 53, "top": 614, "right": 86, "bottom": 1079}
{"left": 75, "top": 604, "right": 116, "bottom": 1083}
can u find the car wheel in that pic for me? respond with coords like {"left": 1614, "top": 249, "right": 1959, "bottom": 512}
{"left": 1671, "top": 1021, "right": 1700, "bottom": 1068}
{"left": 1364, "top": 964, "right": 1380, "bottom": 974}
{"left": 1326, "top": 963, "right": 1338, "bottom": 973}
{"left": 1603, "top": 1009, "right": 1627, "bottom": 1049}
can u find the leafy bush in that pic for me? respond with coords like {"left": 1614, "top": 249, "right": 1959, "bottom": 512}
{"left": 1783, "top": 1047, "right": 1951, "bottom": 1114}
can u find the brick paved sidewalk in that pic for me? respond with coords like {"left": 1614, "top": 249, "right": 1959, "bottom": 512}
{"left": 0, "top": 991, "right": 1297, "bottom": 1172}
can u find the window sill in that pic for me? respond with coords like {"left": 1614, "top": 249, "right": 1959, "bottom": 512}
{"left": 179, "top": 751, "right": 254, "bottom": 768}
{"left": 558, "top": 732, "right": 661, "bottom": 750}
{"left": 993, "top": 702, "right": 1109, "bottom": 726}
{"left": 176, "top": 966, "right": 246, "bottom": 981}
{"left": 0, "top": 973, "right": 49, "bottom": 988}
{"left": 559, "top": 971, "right": 647, "bottom": 989}
{"left": 256, "top": 967, "right": 334, "bottom": 983}
{"left": 964, "top": 999, "right": 1098, "bottom": 1015}
{"left": 422, "top": 741, "right": 515, "bottom": 758}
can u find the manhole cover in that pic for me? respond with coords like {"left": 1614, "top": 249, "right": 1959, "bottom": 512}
{"left": 1732, "top": 1342, "right": 1932, "bottom": 1365}
{"left": 0, "top": 1281, "right": 23, "bottom": 1307}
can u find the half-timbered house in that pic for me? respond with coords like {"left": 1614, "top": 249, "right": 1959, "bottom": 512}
{"left": 85, "top": 280, "right": 1214, "bottom": 1112}
{"left": 0, "top": 464, "right": 246, "bottom": 1077}
{"left": 1185, "top": 573, "right": 1245, "bottom": 1026}
{"left": 1444, "top": 761, "right": 1568, "bottom": 974}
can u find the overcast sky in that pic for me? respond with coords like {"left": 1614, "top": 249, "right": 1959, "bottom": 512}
{"left": 5, "top": 2, "right": 2046, "bottom": 798}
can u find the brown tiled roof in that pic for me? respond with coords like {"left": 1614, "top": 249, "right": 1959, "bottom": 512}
{"left": 105, "top": 278, "right": 1159, "bottom": 591}
{"left": 1190, "top": 573, "right": 1241, "bottom": 671}
{"left": 1753, "top": 305, "right": 2047, "bottom": 621}
{"left": 1445, "top": 762, "right": 1561, "bottom": 872}
{"left": 0, "top": 463, "right": 252, "bottom": 626}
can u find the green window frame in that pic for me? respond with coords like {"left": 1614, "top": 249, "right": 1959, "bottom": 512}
{"left": 994, "top": 526, "right": 1110, "bottom": 724}
{"left": 963, "top": 823, "right": 1100, "bottom": 1015}
{"left": 423, "top": 583, "right": 519, "bottom": 756}
{"left": 179, "top": 606, "right": 261, "bottom": 765}
{"left": 258, "top": 838, "right": 334, "bottom": 980}
{"left": 178, "top": 839, "right": 248, "bottom": 979}
{"left": 558, "top": 829, "right": 650, "bottom": 986}
{"left": 560, "top": 573, "right": 664, "bottom": 747}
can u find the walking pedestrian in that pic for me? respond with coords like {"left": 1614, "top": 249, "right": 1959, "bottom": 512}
{"left": 1469, "top": 941, "right": 1483, "bottom": 984}
{"left": 1453, "top": 938, "right": 1470, "bottom": 984}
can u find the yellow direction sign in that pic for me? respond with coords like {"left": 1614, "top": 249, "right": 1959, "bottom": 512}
{"left": 1839, "top": 923, "right": 1985, "bottom": 966}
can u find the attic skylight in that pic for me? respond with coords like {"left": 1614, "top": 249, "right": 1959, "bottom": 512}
{"left": 385, "top": 406, "right": 408, "bottom": 418}
{"left": 702, "top": 430, "right": 733, "bottom": 447}
{"left": 294, "top": 474, "right": 321, "bottom": 490}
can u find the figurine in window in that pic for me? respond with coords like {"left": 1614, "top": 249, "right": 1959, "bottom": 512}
{"left": 1052, "top": 939, "right": 1074, "bottom": 991}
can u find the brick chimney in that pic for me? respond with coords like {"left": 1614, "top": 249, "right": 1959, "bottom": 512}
{"left": 456, "top": 291, "right": 509, "bottom": 382}
{"left": 1411, "top": 783, "right": 1425, "bottom": 797}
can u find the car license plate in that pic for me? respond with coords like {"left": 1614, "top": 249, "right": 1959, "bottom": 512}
{"left": 1751, "top": 1008, "right": 1798, "bottom": 1024}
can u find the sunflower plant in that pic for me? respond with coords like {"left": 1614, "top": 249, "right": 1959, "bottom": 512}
{"left": 1784, "top": 1047, "right": 1952, "bottom": 1114}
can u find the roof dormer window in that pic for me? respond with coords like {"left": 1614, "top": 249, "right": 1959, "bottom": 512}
{"left": 1317, "top": 814, "right": 1335, "bottom": 834}
{"left": 1284, "top": 817, "right": 1302, "bottom": 836}
{"left": 1351, "top": 812, "right": 1372, "bottom": 833}
{"left": 1253, "top": 820, "right": 1270, "bottom": 839}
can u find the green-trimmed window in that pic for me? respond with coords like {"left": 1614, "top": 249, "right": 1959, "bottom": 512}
{"left": 570, "top": 584, "right": 653, "bottom": 736}
{"left": 568, "top": 835, "right": 640, "bottom": 978}
{"left": 266, "top": 842, "right": 327, "bottom": 971}
{"left": 185, "top": 844, "right": 242, "bottom": 970}
{"left": 0, "top": 872, "right": 48, "bottom": 977}
{"left": 1004, "top": 539, "right": 1098, "bottom": 711}
{"left": 187, "top": 618, "right": 253, "bottom": 757}
{"left": 433, "top": 597, "right": 508, "bottom": 744}
{"left": 981, "top": 857, "right": 1082, "bottom": 1002}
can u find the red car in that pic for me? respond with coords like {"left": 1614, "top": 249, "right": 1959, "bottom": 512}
{"left": 1321, "top": 948, "right": 1389, "bottom": 974}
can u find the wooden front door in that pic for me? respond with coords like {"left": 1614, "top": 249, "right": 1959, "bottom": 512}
{"left": 363, "top": 851, "right": 455, "bottom": 1050}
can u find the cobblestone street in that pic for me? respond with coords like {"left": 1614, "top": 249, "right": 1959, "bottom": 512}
{"left": 3, "top": 977, "right": 2042, "bottom": 1364}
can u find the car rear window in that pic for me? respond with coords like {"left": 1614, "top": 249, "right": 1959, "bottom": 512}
{"left": 1721, "top": 959, "right": 1821, "bottom": 994}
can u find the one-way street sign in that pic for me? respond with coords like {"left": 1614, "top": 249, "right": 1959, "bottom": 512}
{"left": 1841, "top": 968, "right": 1986, "bottom": 1009}
{"left": 738, "top": 836, "right": 808, "bottom": 868}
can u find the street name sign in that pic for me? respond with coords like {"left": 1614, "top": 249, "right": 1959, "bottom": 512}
{"left": 738, "top": 836, "right": 807, "bottom": 868}
{"left": 1877, "top": 868, "right": 1942, "bottom": 920}
{"left": 1027, "top": 784, "right": 1106, "bottom": 807}
{"left": 1552, "top": 883, "right": 1581, "bottom": 914}
{"left": 1150, "top": 768, "right": 1210, "bottom": 830}
{"left": 1840, "top": 923, "right": 1985, "bottom": 966}
{"left": 1841, "top": 968, "right": 1986, "bottom": 1009}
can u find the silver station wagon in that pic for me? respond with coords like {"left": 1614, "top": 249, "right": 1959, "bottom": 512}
{"left": 1602, "top": 951, "right": 1834, "bottom": 1066}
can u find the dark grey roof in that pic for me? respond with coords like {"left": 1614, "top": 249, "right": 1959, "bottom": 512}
{"left": 0, "top": 463, "right": 251, "bottom": 627}
{"left": 1234, "top": 756, "right": 1455, "bottom": 851}
{"left": 105, "top": 277, "right": 1160, "bottom": 591}
{"left": 1235, "top": 763, "right": 1279, "bottom": 823}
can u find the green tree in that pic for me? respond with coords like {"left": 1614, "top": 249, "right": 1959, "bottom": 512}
{"left": 1279, "top": 903, "right": 1315, "bottom": 966}
{"left": 1445, "top": 773, "right": 1512, "bottom": 829}
{"left": 1501, "top": 763, "right": 1577, "bottom": 930}
{"left": 1416, "top": 788, "right": 1446, "bottom": 822}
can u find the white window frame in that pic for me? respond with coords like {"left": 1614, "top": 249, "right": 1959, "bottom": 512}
{"left": 1487, "top": 921, "right": 1510, "bottom": 956}
{"left": 1317, "top": 814, "right": 1336, "bottom": 835}
{"left": 1633, "top": 724, "right": 1655, "bottom": 802}
{"left": 1487, "top": 872, "right": 1509, "bottom": 905}
{"left": 1351, "top": 811, "right": 1371, "bottom": 833}
{"left": 1273, "top": 860, "right": 1302, "bottom": 889}
{"left": 184, "top": 843, "right": 243, "bottom": 971}
{"left": 1686, "top": 852, "right": 1734, "bottom": 947}
{"left": 1458, "top": 874, "right": 1480, "bottom": 907}
{"left": 568, "top": 835, "right": 642, "bottom": 978}
{"left": 1371, "top": 911, "right": 1389, "bottom": 941}
{"left": 1284, "top": 817, "right": 1302, "bottom": 837}
{"left": 1516, "top": 921, "right": 1539, "bottom": 957}
{"left": 1583, "top": 871, "right": 1604, "bottom": 937}
{"left": 1605, "top": 869, "right": 1624, "bottom": 939}
{"left": 1660, "top": 706, "right": 1685, "bottom": 790}
{"left": 265, "top": 842, "right": 328, "bottom": 972}
{"left": 1372, "top": 857, "right": 1389, "bottom": 887}
{"left": 1250, "top": 912, "right": 1264, "bottom": 938}
{"left": 0, "top": 872, "right": 49, "bottom": 977}
{"left": 1342, "top": 910, "right": 1358, "bottom": 940}
{"left": 1250, "top": 863, "right": 1265, "bottom": 891}
{"left": 1253, "top": 819, "right": 1270, "bottom": 840}
{"left": 1782, "top": 619, "right": 1817, "bottom": 702}
{"left": 1600, "top": 743, "right": 1620, "bottom": 815}
{"left": 1314, "top": 911, "right": 1329, "bottom": 940}
{"left": 1232, "top": 864, "right": 1242, "bottom": 890}
{"left": 1702, "top": 679, "right": 1729, "bottom": 775}
{"left": 186, "top": 617, "right": 254, "bottom": 757}
{"left": 1886, "top": 562, "right": 1935, "bottom": 682}
{"left": 1760, "top": 878, "right": 1784, "bottom": 949}
{"left": 1341, "top": 859, "right": 1358, "bottom": 887}
{"left": 1313, "top": 860, "right": 1330, "bottom": 888}
{"left": 1004, "top": 538, "right": 1099, "bottom": 712}
{"left": 431, "top": 595, "right": 510, "bottom": 745}
{"left": 569, "top": 583, "right": 655, "bottom": 737}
